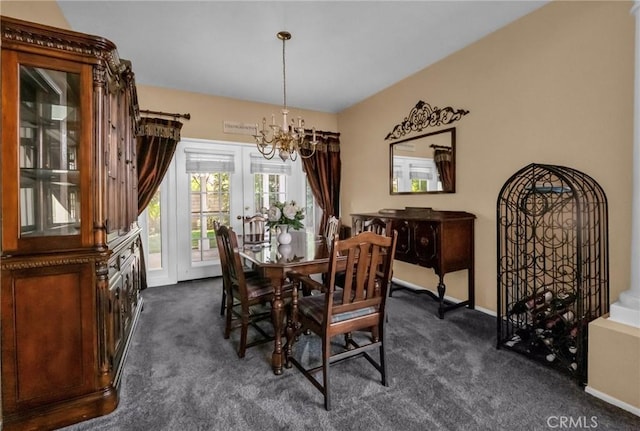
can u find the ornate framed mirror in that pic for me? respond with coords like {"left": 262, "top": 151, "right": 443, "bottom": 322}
{"left": 389, "top": 127, "right": 456, "bottom": 194}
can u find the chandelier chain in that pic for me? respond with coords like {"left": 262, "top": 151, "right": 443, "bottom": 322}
{"left": 282, "top": 35, "right": 287, "bottom": 110}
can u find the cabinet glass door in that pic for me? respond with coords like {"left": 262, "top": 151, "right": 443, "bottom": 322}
{"left": 19, "top": 65, "right": 81, "bottom": 237}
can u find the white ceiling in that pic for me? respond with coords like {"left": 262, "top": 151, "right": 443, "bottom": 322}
{"left": 57, "top": 0, "right": 548, "bottom": 113}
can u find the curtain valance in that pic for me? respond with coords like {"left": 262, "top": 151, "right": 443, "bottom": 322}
{"left": 137, "top": 117, "right": 183, "bottom": 214}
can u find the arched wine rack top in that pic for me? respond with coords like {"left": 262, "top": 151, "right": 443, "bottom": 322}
{"left": 497, "top": 163, "right": 608, "bottom": 218}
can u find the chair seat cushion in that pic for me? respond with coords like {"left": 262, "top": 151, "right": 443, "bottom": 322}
{"left": 297, "top": 292, "right": 376, "bottom": 325}
{"left": 230, "top": 276, "right": 272, "bottom": 299}
{"left": 233, "top": 276, "right": 295, "bottom": 300}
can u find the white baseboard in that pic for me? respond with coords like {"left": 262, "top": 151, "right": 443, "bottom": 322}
{"left": 585, "top": 386, "right": 640, "bottom": 417}
{"left": 391, "top": 277, "right": 496, "bottom": 317}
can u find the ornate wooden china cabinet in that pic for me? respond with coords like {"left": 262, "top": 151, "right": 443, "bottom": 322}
{"left": 1, "top": 17, "right": 143, "bottom": 430}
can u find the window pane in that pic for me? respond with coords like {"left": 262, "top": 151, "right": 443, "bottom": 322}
{"left": 305, "top": 179, "right": 317, "bottom": 234}
{"left": 254, "top": 173, "right": 286, "bottom": 211}
{"left": 189, "top": 172, "right": 229, "bottom": 264}
{"left": 147, "top": 188, "right": 162, "bottom": 270}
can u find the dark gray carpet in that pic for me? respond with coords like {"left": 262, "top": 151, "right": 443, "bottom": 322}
{"left": 62, "top": 278, "right": 640, "bottom": 431}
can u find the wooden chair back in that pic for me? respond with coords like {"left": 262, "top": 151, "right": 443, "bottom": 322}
{"left": 215, "top": 224, "right": 248, "bottom": 302}
{"left": 324, "top": 216, "right": 341, "bottom": 242}
{"left": 325, "top": 230, "right": 398, "bottom": 332}
{"left": 214, "top": 221, "right": 230, "bottom": 315}
{"left": 242, "top": 214, "right": 268, "bottom": 244}
{"left": 353, "top": 217, "right": 393, "bottom": 237}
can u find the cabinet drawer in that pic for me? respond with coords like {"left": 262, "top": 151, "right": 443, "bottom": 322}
{"left": 414, "top": 222, "right": 438, "bottom": 267}
{"left": 391, "top": 220, "right": 414, "bottom": 263}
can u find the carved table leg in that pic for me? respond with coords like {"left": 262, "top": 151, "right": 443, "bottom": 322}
{"left": 284, "top": 282, "right": 299, "bottom": 369}
{"left": 271, "top": 277, "right": 285, "bottom": 375}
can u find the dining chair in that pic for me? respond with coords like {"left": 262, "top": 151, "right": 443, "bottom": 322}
{"left": 242, "top": 213, "right": 268, "bottom": 244}
{"left": 324, "top": 216, "right": 341, "bottom": 241}
{"left": 214, "top": 221, "right": 260, "bottom": 316}
{"left": 335, "top": 217, "right": 393, "bottom": 287}
{"left": 305, "top": 215, "right": 342, "bottom": 296}
{"left": 284, "top": 230, "right": 398, "bottom": 410}
{"left": 350, "top": 216, "right": 398, "bottom": 301}
{"left": 215, "top": 224, "right": 293, "bottom": 358}
{"left": 353, "top": 217, "right": 393, "bottom": 236}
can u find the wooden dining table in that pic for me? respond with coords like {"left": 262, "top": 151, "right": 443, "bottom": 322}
{"left": 239, "top": 230, "right": 340, "bottom": 375}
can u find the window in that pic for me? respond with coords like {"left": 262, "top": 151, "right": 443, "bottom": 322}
{"left": 185, "top": 150, "right": 235, "bottom": 264}
{"left": 305, "top": 178, "right": 318, "bottom": 234}
{"left": 254, "top": 173, "right": 286, "bottom": 212}
{"left": 146, "top": 188, "right": 162, "bottom": 270}
{"left": 140, "top": 141, "right": 308, "bottom": 287}
{"left": 250, "top": 154, "right": 290, "bottom": 211}
{"left": 189, "top": 172, "right": 230, "bottom": 263}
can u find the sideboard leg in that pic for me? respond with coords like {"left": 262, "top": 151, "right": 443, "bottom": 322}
{"left": 468, "top": 266, "right": 475, "bottom": 310}
{"left": 437, "top": 275, "right": 446, "bottom": 319}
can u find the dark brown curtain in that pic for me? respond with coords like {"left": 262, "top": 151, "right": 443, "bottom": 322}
{"left": 300, "top": 131, "right": 341, "bottom": 235}
{"left": 434, "top": 148, "right": 454, "bottom": 192}
{"left": 136, "top": 117, "right": 182, "bottom": 290}
{"left": 137, "top": 117, "right": 183, "bottom": 213}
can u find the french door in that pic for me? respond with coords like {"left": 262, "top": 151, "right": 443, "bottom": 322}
{"left": 139, "top": 139, "right": 308, "bottom": 287}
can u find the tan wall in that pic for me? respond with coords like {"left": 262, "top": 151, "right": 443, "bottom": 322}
{"left": 1, "top": 0, "right": 70, "bottom": 29}
{"left": 137, "top": 85, "right": 337, "bottom": 143}
{"left": 588, "top": 316, "right": 640, "bottom": 411}
{"left": 338, "top": 0, "right": 635, "bottom": 312}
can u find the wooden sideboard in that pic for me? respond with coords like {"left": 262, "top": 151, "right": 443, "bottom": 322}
{"left": 351, "top": 208, "right": 475, "bottom": 318}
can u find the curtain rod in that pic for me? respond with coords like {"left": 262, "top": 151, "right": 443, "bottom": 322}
{"left": 140, "top": 109, "right": 191, "bottom": 120}
{"left": 430, "top": 144, "right": 451, "bottom": 150}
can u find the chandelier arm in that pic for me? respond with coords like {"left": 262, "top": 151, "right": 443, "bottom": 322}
{"left": 299, "top": 143, "right": 317, "bottom": 159}
{"left": 257, "top": 143, "right": 277, "bottom": 159}
{"left": 262, "top": 141, "right": 277, "bottom": 155}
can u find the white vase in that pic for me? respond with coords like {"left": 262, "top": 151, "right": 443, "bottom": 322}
{"left": 277, "top": 244, "right": 292, "bottom": 259}
{"left": 277, "top": 225, "right": 292, "bottom": 245}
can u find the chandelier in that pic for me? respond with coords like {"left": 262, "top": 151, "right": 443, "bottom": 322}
{"left": 254, "top": 31, "right": 317, "bottom": 161}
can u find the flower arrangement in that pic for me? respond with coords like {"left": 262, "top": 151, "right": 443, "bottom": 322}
{"left": 266, "top": 200, "right": 304, "bottom": 230}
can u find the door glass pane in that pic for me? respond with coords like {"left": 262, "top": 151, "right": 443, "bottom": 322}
{"left": 305, "top": 179, "right": 318, "bottom": 234}
{"left": 190, "top": 173, "right": 229, "bottom": 263}
{"left": 254, "top": 173, "right": 286, "bottom": 211}
{"left": 147, "top": 188, "right": 162, "bottom": 270}
{"left": 19, "top": 65, "right": 81, "bottom": 237}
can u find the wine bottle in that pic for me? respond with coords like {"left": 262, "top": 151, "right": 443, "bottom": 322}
{"left": 560, "top": 320, "right": 583, "bottom": 355}
{"left": 534, "top": 333, "right": 557, "bottom": 362}
{"left": 549, "top": 290, "right": 576, "bottom": 310}
{"left": 532, "top": 305, "right": 555, "bottom": 324}
{"left": 544, "top": 310, "right": 575, "bottom": 334}
{"left": 508, "top": 289, "right": 553, "bottom": 315}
